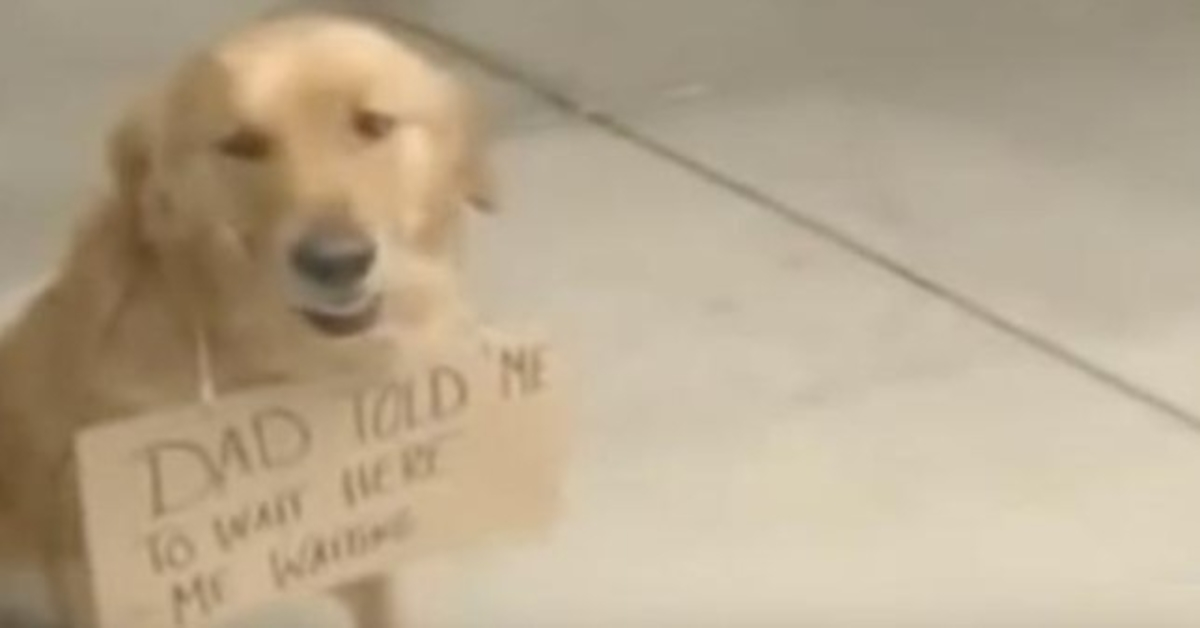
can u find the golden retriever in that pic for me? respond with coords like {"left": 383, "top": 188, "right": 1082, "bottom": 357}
{"left": 0, "top": 13, "right": 493, "bottom": 627}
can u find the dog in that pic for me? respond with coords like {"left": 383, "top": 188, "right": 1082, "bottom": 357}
{"left": 0, "top": 13, "right": 494, "bottom": 627}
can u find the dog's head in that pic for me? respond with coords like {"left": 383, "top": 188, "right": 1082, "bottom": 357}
{"left": 109, "top": 15, "right": 493, "bottom": 337}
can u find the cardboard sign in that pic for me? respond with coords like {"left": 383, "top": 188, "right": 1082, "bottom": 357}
{"left": 74, "top": 333, "right": 566, "bottom": 628}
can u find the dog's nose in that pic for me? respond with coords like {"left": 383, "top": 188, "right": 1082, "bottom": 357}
{"left": 291, "top": 232, "right": 377, "bottom": 287}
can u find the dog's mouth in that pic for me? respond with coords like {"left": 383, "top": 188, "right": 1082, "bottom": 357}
{"left": 295, "top": 294, "right": 383, "bottom": 337}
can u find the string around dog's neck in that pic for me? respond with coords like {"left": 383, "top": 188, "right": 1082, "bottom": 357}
{"left": 193, "top": 324, "right": 217, "bottom": 406}
{"left": 155, "top": 244, "right": 220, "bottom": 406}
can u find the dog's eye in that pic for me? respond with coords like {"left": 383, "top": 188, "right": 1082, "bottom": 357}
{"left": 353, "top": 110, "right": 398, "bottom": 141}
{"left": 217, "top": 129, "right": 272, "bottom": 161}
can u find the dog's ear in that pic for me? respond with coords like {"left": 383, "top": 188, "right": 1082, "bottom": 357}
{"left": 108, "top": 101, "right": 153, "bottom": 207}
{"left": 54, "top": 100, "right": 164, "bottom": 341}
{"left": 106, "top": 97, "right": 182, "bottom": 246}
{"left": 405, "top": 70, "right": 497, "bottom": 257}
{"left": 457, "top": 86, "right": 497, "bottom": 214}
{"left": 440, "top": 73, "right": 497, "bottom": 214}
{"left": 106, "top": 99, "right": 158, "bottom": 242}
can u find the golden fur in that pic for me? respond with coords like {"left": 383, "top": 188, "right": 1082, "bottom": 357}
{"left": 0, "top": 14, "right": 493, "bottom": 627}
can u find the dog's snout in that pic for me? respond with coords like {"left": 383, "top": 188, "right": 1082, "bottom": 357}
{"left": 291, "top": 231, "right": 377, "bottom": 287}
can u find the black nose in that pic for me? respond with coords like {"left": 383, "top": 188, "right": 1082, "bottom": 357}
{"left": 291, "top": 232, "right": 377, "bottom": 287}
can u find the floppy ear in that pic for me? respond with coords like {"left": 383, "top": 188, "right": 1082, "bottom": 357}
{"left": 406, "top": 70, "right": 497, "bottom": 257}
{"left": 105, "top": 97, "right": 185, "bottom": 248}
{"left": 442, "top": 73, "right": 497, "bottom": 214}
{"left": 50, "top": 101, "right": 164, "bottom": 347}
{"left": 105, "top": 100, "right": 158, "bottom": 243}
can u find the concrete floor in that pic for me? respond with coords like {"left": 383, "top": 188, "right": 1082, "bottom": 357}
{"left": 6, "top": 1, "right": 1200, "bottom": 626}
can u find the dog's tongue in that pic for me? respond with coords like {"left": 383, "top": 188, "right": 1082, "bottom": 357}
{"left": 300, "top": 298, "right": 382, "bottom": 337}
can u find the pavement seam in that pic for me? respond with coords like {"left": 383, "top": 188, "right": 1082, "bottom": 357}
{"left": 375, "top": 12, "right": 1200, "bottom": 437}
